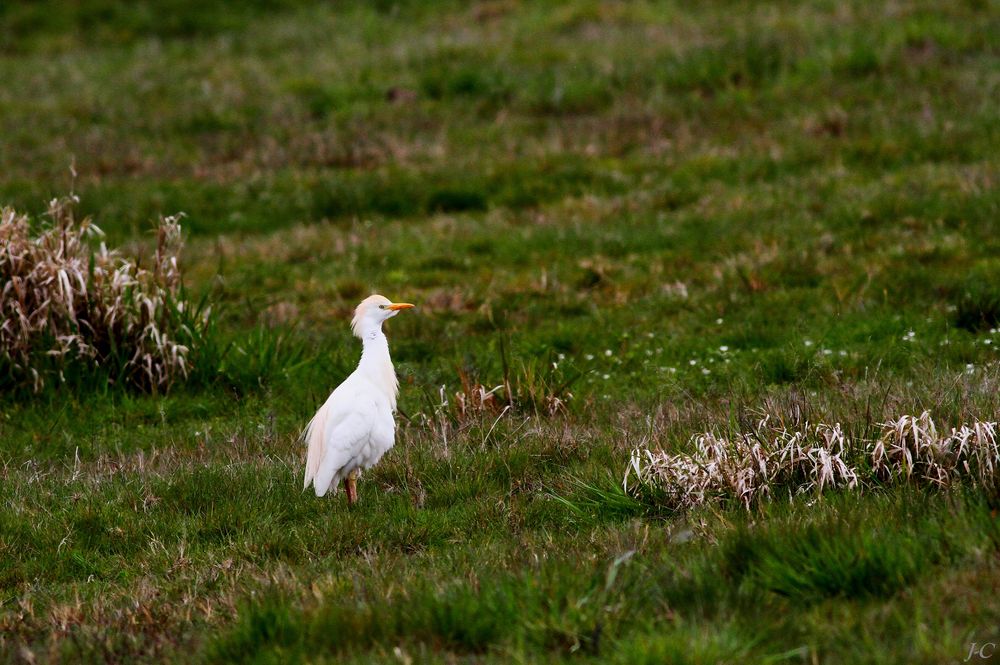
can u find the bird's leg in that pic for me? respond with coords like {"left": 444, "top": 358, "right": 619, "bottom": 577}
{"left": 344, "top": 469, "right": 359, "bottom": 506}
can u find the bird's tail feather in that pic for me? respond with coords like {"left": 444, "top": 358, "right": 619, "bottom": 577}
{"left": 302, "top": 401, "right": 329, "bottom": 491}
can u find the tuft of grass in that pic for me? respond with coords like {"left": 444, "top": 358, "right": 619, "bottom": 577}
{"left": 626, "top": 417, "right": 860, "bottom": 511}
{"left": 720, "top": 490, "right": 999, "bottom": 604}
{"left": 630, "top": 412, "right": 1000, "bottom": 511}
{"left": 547, "top": 475, "right": 649, "bottom": 525}
{"left": 872, "top": 412, "right": 1000, "bottom": 489}
{"left": 0, "top": 197, "right": 203, "bottom": 393}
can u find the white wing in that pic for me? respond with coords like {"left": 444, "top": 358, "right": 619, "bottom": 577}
{"left": 312, "top": 411, "right": 373, "bottom": 497}
{"left": 303, "top": 376, "right": 383, "bottom": 496}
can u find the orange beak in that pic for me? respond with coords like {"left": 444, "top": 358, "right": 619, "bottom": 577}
{"left": 386, "top": 302, "right": 414, "bottom": 311}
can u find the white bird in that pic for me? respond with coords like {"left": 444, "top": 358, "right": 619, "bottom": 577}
{"left": 302, "top": 295, "right": 414, "bottom": 504}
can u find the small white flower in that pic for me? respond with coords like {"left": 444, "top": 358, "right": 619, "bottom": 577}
{"left": 701, "top": 368, "right": 711, "bottom": 375}
{"left": 716, "top": 318, "right": 723, "bottom": 324}
{"left": 719, "top": 345, "right": 729, "bottom": 352}
{"left": 602, "top": 373, "right": 610, "bottom": 380}
{"left": 822, "top": 349, "right": 832, "bottom": 355}
{"left": 985, "top": 339, "right": 992, "bottom": 345}
{"left": 966, "top": 363, "right": 975, "bottom": 373}
{"left": 804, "top": 339, "right": 813, "bottom": 347}
{"left": 689, "top": 359, "right": 697, "bottom": 366}
{"left": 839, "top": 350, "right": 847, "bottom": 357}
{"left": 604, "top": 349, "right": 613, "bottom": 357}
{"left": 558, "top": 353, "right": 566, "bottom": 360}
{"left": 585, "top": 354, "right": 594, "bottom": 360}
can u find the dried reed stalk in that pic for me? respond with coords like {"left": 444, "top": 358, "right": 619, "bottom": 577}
{"left": 1, "top": 197, "right": 199, "bottom": 392}
{"left": 626, "top": 412, "right": 996, "bottom": 510}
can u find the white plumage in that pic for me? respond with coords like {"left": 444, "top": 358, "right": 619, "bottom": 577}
{"left": 302, "top": 295, "right": 413, "bottom": 503}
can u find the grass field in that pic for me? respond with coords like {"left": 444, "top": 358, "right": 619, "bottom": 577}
{"left": 2, "top": 0, "right": 1000, "bottom": 662}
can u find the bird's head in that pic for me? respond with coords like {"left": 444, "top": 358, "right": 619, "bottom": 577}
{"left": 351, "top": 294, "right": 414, "bottom": 338}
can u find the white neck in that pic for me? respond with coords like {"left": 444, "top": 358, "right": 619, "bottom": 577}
{"left": 357, "top": 323, "right": 398, "bottom": 409}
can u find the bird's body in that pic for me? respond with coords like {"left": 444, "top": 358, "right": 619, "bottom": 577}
{"left": 303, "top": 295, "right": 413, "bottom": 502}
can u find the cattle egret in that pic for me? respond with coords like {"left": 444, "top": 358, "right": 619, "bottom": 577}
{"left": 302, "top": 295, "right": 414, "bottom": 504}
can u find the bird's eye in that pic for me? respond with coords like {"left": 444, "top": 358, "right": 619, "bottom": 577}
{"left": 378, "top": 304, "right": 386, "bottom": 309}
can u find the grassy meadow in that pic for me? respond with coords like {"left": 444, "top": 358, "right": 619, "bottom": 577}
{"left": 2, "top": 0, "right": 1000, "bottom": 661}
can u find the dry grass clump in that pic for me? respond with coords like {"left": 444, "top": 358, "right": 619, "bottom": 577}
{"left": 418, "top": 378, "right": 511, "bottom": 454}
{"left": 451, "top": 369, "right": 510, "bottom": 421}
{"left": 872, "top": 411, "right": 999, "bottom": 489}
{"left": 624, "top": 417, "right": 858, "bottom": 510}
{"left": 0, "top": 197, "right": 201, "bottom": 392}
{"left": 626, "top": 412, "right": 999, "bottom": 511}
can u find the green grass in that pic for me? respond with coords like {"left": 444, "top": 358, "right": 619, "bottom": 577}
{"left": 328, "top": 491, "right": 989, "bottom": 644}
{"left": 2, "top": 0, "right": 1000, "bottom": 662}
